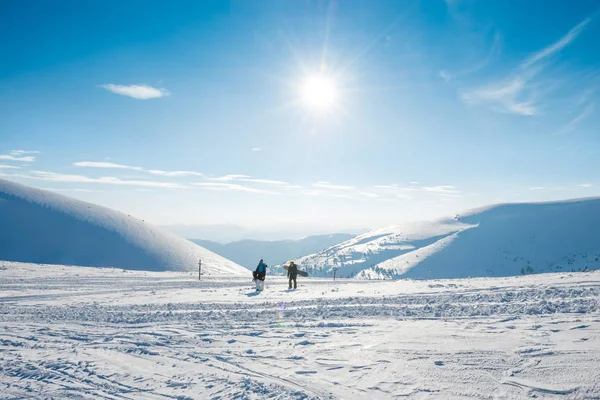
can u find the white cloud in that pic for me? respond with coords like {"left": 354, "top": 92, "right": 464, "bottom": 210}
{"left": 192, "top": 182, "right": 278, "bottom": 194}
{"left": 301, "top": 189, "right": 355, "bottom": 199}
{"left": 522, "top": 19, "right": 590, "bottom": 69}
{"left": 529, "top": 186, "right": 545, "bottom": 190}
{"left": 16, "top": 171, "right": 186, "bottom": 188}
{"left": 207, "top": 174, "right": 251, "bottom": 182}
{"left": 358, "top": 192, "right": 379, "bottom": 198}
{"left": 461, "top": 78, "right": 537, "bottom": 116}
{"left": 252, "top": 147, "right": 262, "bottom": 152}
{"left": 439, "top": 70, "right": 451, "bottom": 82}
{"left": 10, "top": 150, "right": 40, "bottom": 156}
{"left": 313, "top": 181, "right": 355, "bottom": 191}
{"left": 0, "top": 164, "right": 21, "bottom": 169}
{"left": 74, "top": 161, "right": 203, "bottom": 177}
{"left": 147, "top": 170, "right": 204, "bottom": 177}
{"left": 420, "top": 185, "right": 461, "bottom": 194}
{"left": 74, "top": 161, "right": 143, "bottom": 171}
{"left": 461, "top": 18, "right": 590, "bottom": 116}
{"left": 100, "top": 84, "right": 171, "bottom": 100}
{"left": 578, "top": 183, "right": 594, "bottom": 188}
{"left": 0, "top": 154, "right": 36, "bottom": 162}
{"left": 238, "top": 178, "right": 289, "bottom": 186}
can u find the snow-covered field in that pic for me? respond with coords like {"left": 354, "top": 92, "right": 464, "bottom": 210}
{"left": 1, "top": 261, "right": 599, "bottom": 399}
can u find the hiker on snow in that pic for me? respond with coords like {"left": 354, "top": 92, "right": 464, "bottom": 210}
{"left": 288, "top": 261, "right": 298, "bottom": 290}
{"left": 254, "top": 259, "right": 267, "bottom": 291}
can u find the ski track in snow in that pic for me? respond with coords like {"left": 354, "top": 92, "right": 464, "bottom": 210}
{"left": 1, "top": 262, "right": 599, "bottom": 399}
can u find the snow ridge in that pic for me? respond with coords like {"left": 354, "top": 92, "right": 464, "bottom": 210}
{"left": 0, "top": 179, "right": 246, "bottom": 275}
{"left": 273, "top": 198, "right": 600, "bottom": 280}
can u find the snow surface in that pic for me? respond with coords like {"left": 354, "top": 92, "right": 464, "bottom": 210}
{"left": 0, "top": 179, "right": 246, "bottom": 275}
{"left": 1, "top": 260, "right": 599, "bottom": 399}
{"left": 273, "top": 198, "right": 600, "bottom": 280}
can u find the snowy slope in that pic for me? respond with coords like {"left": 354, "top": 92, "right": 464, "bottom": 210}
{"left": 1, "top": 261, "right": 599, "bottom": 399}
{"left": 274, "top": 198, "right": 600, "bottom": 280}
{"left": 0, "top": 179, "right": 246, "bottom": 275}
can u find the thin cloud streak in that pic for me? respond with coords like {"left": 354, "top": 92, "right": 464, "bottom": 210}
{"left": 14, "top": 171, "right": 187, "bottom": 188}
{"left": 0, "top": 154, "right": 36, "bottom": 162}
{"left": 313, "top": 181, "right": 355, "bottom": 191}
{"left": 74, "top": 161, "right": 143, "bottom": 171}
{"left": 192, "top": 182, "right": 279, "bottom": 194}
{"left": 11, "top": 150, "right": 40, "bottom": 156}
{"left": 461, "top": 18, "right": 591, "bottom": 116}
{"left": 522, "top": 19, "right": 590, "bottom": 68}
{"left": 74, "top": 161, "right": 204, "bottom": 177}
{"left": 556, "top": 102, "right": 595, "bottom": 135}
{"left": 100, "top": 84, "right": 170, "bottom": 99}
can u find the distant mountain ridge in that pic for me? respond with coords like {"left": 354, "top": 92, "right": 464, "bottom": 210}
{"left": 190, "top": 233, "right": 355, "bottom": 269}
{"left": 0, "top": 179, "right": 246, "bottom": 275}
{"left": 271, "top": 198, "right": 600, "bottom": 279}
{"left": 162, "top": 224, "right": 367, "bottom": 243}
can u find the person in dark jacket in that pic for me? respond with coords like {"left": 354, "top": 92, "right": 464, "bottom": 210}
{"left": 254, "top": 259, "right": 267, "bottom": 291}
{"left": 287, "top": 261, "right": 298, "bottom": 290}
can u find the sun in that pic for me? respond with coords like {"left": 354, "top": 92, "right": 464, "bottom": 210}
{"left": 300, "top": 75, "right": 338, "bottom": 110}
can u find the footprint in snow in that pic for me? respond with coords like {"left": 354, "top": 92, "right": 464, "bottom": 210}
{"left": 296, "top": 370, "right": 317, "bottom": 375}
{"left": 434, "top": 361, "right": 445, "bottom": 366}
{"left": 296, "top": 340, "right": 313, "bottom": 346}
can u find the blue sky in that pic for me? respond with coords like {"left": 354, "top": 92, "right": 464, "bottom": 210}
{"left": 1, "top": 0, "right": 599, "bottom": 231}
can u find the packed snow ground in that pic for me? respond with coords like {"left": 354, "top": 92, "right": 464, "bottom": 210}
{"left": 1, "top": 262, "right": 599, "bottom": 399}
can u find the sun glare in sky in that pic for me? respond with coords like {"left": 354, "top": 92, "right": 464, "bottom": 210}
{"left": 300, "top": 75, "right": 339, "bottom": 110}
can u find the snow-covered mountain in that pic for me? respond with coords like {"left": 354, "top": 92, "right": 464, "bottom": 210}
{"left": 273, "top": 198, "right": 600, "bottom": 279}
{"left": 0, "top": 179, "right": 246, "bottom": 275}
{"left": 191, "top": 233, "right": 355, "bottom": 269}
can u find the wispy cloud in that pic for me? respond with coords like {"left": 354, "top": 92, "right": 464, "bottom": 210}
{"left": 358, "top": 192, "right": 379, "bottom": 198}
{"left": 147, "top": 170, "right": 204, "bottom": 177}
{"left": 100, "top": 84, "right": 171, "bottom": 100}
{"left": 15, "top": 171, "right": 186, "bottom": 188}
{"left": 74, "top": 161, "right": 203, "bottom": 177}
{"left": 0, "top": 150, "right": 38, "bottom": 162}
{"left": 461, "top": 18, "right": 590, "bottom": 116}
{"left": 207, "top": 174, "right": 251, "bottom": 182}
{"left": 313, "top": 181, "right": 355, "bottom": 191}
{"left": 0, "top": 164, "right": 21, "bottom": 169}
{"left": 252, "top": 147, "right": 262, "bottom": 152}
{"left": 461, "top": 78, "right": 537, "bottom": 116}
{"left": 374, "top": 184, "right": 460, "bottom": 196}
{"left": 522, "top": 19, "right": 590, "bottom": 69}
{"left": 578, "top": 183, "right": 594, "bottom": 188}
{"left": 441, "top": 30, "right": 502, "bottom": 81}
{"left": 238, "top": 178, "right": 289, "bottom": 185}
{"left": 192, "top": 182, "right": 279, "bottom": 194}
{"left": 74, "top": 161, "right": 143, "bottom": 171}
{"left": 301, "top": 190, "right": 355, "bottom": 199}
{"left": 556, "top": 102, "right": 595, "bottom": 135}
{"left": 10, "top": 150, "right": 40, "bottom": 156}
{"left": 420, "top": 185, "right": 461, "bottom": 194}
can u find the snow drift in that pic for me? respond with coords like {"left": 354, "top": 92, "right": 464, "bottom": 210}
{"left": 275, "top": 198, "right": 600, "bottom": 280}
{"left": 0, "top": 179, "right": 246, "bottom": 275}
